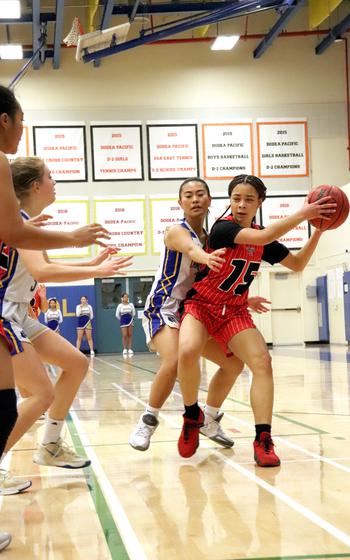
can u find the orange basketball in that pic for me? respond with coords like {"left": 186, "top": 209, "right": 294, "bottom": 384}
{"left": 307, "top": 185, "right": 349, "bottom": 231}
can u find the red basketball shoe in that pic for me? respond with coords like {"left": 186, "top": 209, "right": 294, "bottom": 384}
{"left": 253, "top": 432, "right": 280, "bottom": 467}
{"left": 178, "top": 410, "right": 204, "bottom": 458}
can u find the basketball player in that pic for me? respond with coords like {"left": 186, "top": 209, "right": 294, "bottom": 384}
{"left": 129, "top": 177, "right": 271, "bottom": 452}
{"left": 1, "top": 156, "right": 131, "bottom": 473}
{"left": 177, "top": 174, "right": 336, "bottom": 465}
{"left": 0, "top": 85, "right": 109, "bottom": 549}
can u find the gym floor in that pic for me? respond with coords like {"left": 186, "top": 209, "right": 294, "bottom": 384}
{"left": 2, "top": 345, "right": 350, "bottom": 559}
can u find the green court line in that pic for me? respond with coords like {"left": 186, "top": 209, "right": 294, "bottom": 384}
{"left": 232, "top": 554, "right": 350, "bottom": 560}
{"left": 107, "top": 357, "right": 328, "bottom": 435}
{"left": 66, "top": 414, "right": 130, "bottom": 560}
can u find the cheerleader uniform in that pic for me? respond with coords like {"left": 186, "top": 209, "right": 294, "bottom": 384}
{"left": 76, "top": 304, "right": 93, "bottom": 330}
{"left": 116, "top": 302, "right": 135, "bottom": 328}
{"left": 44, "top": 309, "right": 63, "bottom": 333}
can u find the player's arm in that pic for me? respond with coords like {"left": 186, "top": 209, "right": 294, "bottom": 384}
{"left": 164, "top": 225, "right": 225, "bottom": 272}
{"left": 54, "top": 247, "right": 118, "bottom": 268}
{"left": 18, "top": 248, "right": 132, "bottom": 282}
{"left": 279, "top": 229, "right": 323, "bottom": 272}
{"left": 37, "top": 284, "right": 49, "bottom": 313}
{"left": 233, "top": 197, "right": 336, "bottom": 246}
{"left": 0, "top": 153, "right": 111, "bottom": 249}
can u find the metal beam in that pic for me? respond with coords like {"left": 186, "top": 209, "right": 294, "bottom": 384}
{"left": 32, "top": 0, "right": 41, "bottom": 70}
{"left": 53, "top": 0, "right": 64, "bottom": 69}
{"left": 94, "top": 0, "right": 116, "bottom": 68}
{"left": 315, "top": 10, "right": 350, "bottom": 55}
{"left": 83, "top": 0, "right": 285, "bottom": 62}
{"left": 253, "top": 0, "right": 303, "bottom": 58}
{"left": 130, "top": 0, "right": 142, "bottom": 22}
{"left": 112, "top": 1, "right": 271, "bottom": 15}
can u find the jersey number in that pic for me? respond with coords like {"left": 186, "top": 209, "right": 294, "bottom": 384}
{"left": 218, "top": 259, "right": 260, "bottom": 295}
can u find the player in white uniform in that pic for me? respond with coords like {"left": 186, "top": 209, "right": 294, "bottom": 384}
{"left": 44, "top": 299, "right": 63, "bottom": 333}
{"left": 130, "top": 178, "right": 269, "bottom": 451}
{"left": 2, "top": 156, "right": 131, "bottom": 472}
{"left": 76, "top": 297, "right": 94, "bottom": 355}
{"left": 116, "top": 293, "right": 136, "bottom": 356}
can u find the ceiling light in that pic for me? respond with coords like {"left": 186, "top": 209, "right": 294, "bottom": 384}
{"left": 0, "top": 44, "right": 23, "bottom": 59}
{"left": 211, "top": 35, "right": 240, "bottom": 51}
{"left": 0, "top": 1, "right": 21, "bottom": 19}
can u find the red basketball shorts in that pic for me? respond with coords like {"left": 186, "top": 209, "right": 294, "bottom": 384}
{"left": 0, "top": 319, "right": 14, "bottom": 353}
{"left": 183, "top": 299, "right": 256, "bottom": 355}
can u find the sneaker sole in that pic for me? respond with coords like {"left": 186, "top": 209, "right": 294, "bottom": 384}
{"left": 254, "top": 452, "right": 281, "bottom": 467}
{"left": 33, "top": 458, "right": 91, "bottom": 469}
{"left": 0, "top": 480, "right": 32, "bottom": 496}
{"left": 200, "top": 431, "right": 234, "bottom": 448}
{"left": 128, "top": 441, "right": 149, "bottom": 452}
{"left": 0, "top": 535, "right": 11, "bottom": 551}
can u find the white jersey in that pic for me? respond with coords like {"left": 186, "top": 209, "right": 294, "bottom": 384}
{"left": 115, "top": 303, "right": 135, "bottom": 319}
{"left": 3, "top": 210, "right": 37, "bottom": 304}
{"left": 76, "top": 304, "right": 94, "bottom": 319}
{"left": 44, "top": 309, "right": 63, "bottom": 324}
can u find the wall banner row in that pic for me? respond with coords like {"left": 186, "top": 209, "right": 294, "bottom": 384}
{"left": 10, "top": 119, "right": 309, "bottom": 183}
{"left": 44, "top": 193, "right": 310, "bottom": 260}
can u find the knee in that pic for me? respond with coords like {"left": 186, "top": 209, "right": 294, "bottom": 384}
{"left": 72, "top": 353, "right": 89, "bottom": 378}
{"left": 250, "top": 352, "right": 272, "bottom": 376}
{"left": 179, "top": 344, "right": 200, "bottom": 367}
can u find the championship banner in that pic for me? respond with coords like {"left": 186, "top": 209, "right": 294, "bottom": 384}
{"left": 260, "top": 194, "right": 310, "bottom": 250}
{"left": 147, "top": 122, "right": 199, "bottom": 180}
{"left": 257, "top": 120, "right": 309, "bottom": 178}
{"left": 94, "top": 196, "right": 146, "bottom": 255}
{"left": 33, "top": 124, "right": 87, "bottom": 182}
{"left": 149, "top": 196, "right": 183, "bottom": 254}
{"left": 91, "top": 123, "right": 144, "bottom": 181}
{"left": 45, "top": 198, "right": 91, "bottom": 259}
{"left": 7, "top": 125, "right": 29, "bottom": 163}
{"left": 202, "top": 122, "right": 253, "bottom": 179}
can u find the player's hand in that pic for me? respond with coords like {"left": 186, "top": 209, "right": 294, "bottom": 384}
{"left": 90, "top": 246, "right": 120, "bottom": 265}
{"left": 28, "top": 214, "right": 53, "bottom": 227}
{"left": 37, "top": 283, "right": 46, "bottom": 297}
{"left": 247, "top": 296, "right": 271, "bottom": 314}
{"left": 302, "top": 196, "right": 337, "bottom": 221}
{"left": 70, "top": 224, "right": 111, "bottom": 247}
{"left": 96, "top": 255, "right": 133, "bottom": 278}
{"left": 206, "top": 248, "right": 226, "bottom": 272}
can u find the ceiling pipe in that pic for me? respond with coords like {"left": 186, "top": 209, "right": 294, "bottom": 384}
{"left": 82, "top": 0, "right": 288, "bottom": 62}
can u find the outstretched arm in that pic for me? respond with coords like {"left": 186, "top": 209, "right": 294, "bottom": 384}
{"left": 280, "top": 229, "right": 323, "bottom": 272}
{"left": 164, "top": 225, "right": 225, "bottom": 272}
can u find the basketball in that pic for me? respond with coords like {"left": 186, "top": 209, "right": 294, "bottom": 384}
{"left": 307, "top": 185, "right": 349, "bottom": 231}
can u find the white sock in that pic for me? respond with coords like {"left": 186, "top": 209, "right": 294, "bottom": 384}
{"left": 42, "top": 418, "right": 65, "bottom": 445}
{"left": 204, "top": 405, "right": 220, "bottom": 419}
{"left": 145, "top": 404, "right": 160, "bottom": 419}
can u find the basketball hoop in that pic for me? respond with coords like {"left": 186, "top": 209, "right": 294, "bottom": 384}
{"left": 63, "top": 17, "right": 84, "bottom": 47}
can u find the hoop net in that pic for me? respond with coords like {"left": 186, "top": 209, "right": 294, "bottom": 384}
{"left": 63, "top": 17, "right": 85, "bottom": 47}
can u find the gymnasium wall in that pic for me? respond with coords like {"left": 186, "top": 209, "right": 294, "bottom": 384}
{"left": 2, "top": 18, "right": 350, "bottom": 345}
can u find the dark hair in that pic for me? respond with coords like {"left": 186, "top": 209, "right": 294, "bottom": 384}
{"left": 121, "top": 293, "right": 128, "bottom": 298}
{"left": 49, "top": 298, "right": 57, "bottom": 304}
{"left": 81, "top": 295, "right": 88, "bottom": 300}
{"left": 0, "top": 85, "right": 21, "bottom": 119}
{"left": 228, "top": 175, "right": 267, "bottom": 201}
{"left": 178, "top": 177, "right": 211, "bottom": 199}
{"left": 11, "top": 157, "right": 46, "bottom": 200}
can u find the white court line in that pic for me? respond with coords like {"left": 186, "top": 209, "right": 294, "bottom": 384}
{"left": 97, "top": 356, "right": 350, "bottom": 475}
{"left": 69, "top": 410, "right": 147, "bottom": 560}
{"left": 95, "top": 356, "right": 350, "bottom": 549}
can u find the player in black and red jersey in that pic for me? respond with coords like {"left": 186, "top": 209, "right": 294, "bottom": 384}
{"left": 177, "top": 174, "right": 336, "bottom": 466}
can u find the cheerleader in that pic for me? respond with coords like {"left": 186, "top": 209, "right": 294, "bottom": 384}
{"left": 116, "top": 293, "right": 136, "bottom": 356}
{"left": 76, "top": 296, "right": 94, "bottom": 355}
{"left": 44, "top": 299, "right": 63, "bottom": 333}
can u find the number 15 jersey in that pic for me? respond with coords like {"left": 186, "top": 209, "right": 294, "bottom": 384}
{"left": 189, "top": 215, "right": 290, "bottom": 307}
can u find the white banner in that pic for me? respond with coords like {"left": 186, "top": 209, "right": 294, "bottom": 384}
{"left": 94, "top": 197, "right": 146, "bottom": 255}
{"left": 91, "top": 125, "right": 143, "bottom": 180}
{"left": 45, "top": 198, "right": 90, "bottom": 259}
{"left": 257, "top": 120, "right": 309, "bottom": 177}
{"left": 202, "top": 122, "right": 253, "bottom": 179}
{"left": 261, "top": 195, "right": 310, "bottom": 249}
{"left": 150, "top": 197, "right": 183, "bottom": 254}
{"left": 147, "top": 123, "right": 198, "bottom": 179}
{"left": 33, "top": 125, "right": 87, "bottom": 182}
